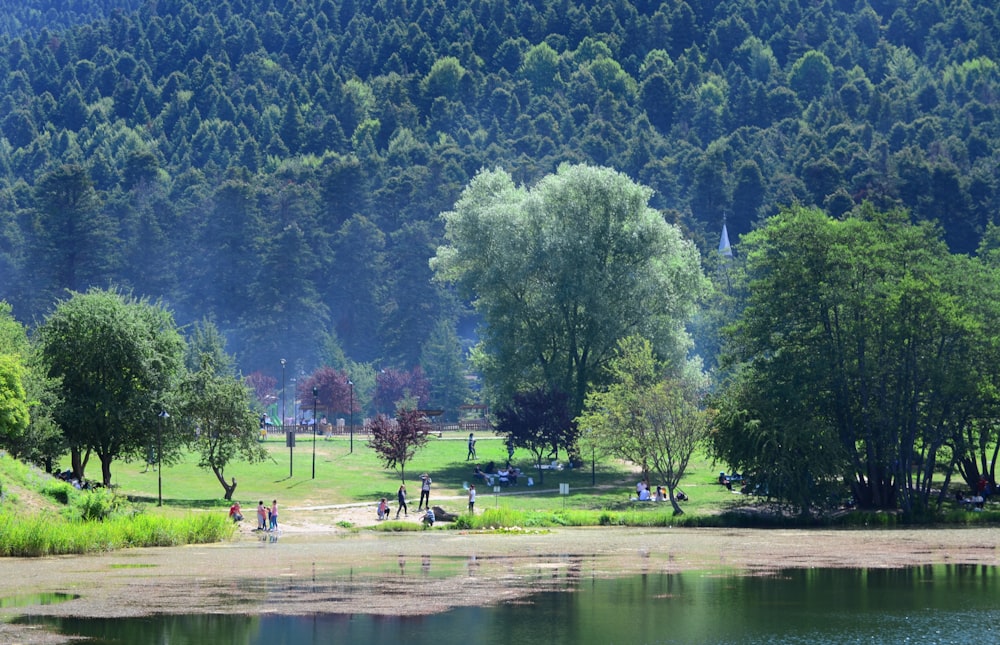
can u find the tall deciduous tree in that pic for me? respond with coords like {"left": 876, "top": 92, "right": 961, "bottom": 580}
{"left": 0, "top": 302, "right": 63, "bottom": 470}
{"left": 299, "top": 366, "right": 356, "bottom": 420}
{"left": 367, "top": 408, "right": 431, "bottom": 482}
{"left": 374, "top": 367, "right": 430, "bottom": 414}
{"left": 711, "top": 204, "right": 997, "bottom": 514}
{"left": 37, "top": 288, "right": 185, "bottom": 486}
{"left": 0, "top": 354, "right": 29, "bottom": 457}
{"left": 432, "top": 164, "right": 707, "bottom": 418}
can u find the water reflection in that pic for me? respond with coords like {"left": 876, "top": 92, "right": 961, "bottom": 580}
{"left": 15, "top": 564, "right": 1000, "bottom": 644}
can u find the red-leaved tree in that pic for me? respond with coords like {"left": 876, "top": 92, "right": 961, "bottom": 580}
{"left": 374, "top": 367, "right": 430, "bottom": 414}
{"left": 367, "top": 408, "right": 431, "bottom": 482}
{"left": 299, "top": 366, "right": 357, "bottom": 418}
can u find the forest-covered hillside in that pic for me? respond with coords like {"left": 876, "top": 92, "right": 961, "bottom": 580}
{"left": 0, "top": 0, "right": 997, "bottom": 380}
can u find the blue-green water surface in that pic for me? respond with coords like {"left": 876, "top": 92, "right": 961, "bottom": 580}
{"left": 16, "top": 564, "right": 999, "bottom": 644}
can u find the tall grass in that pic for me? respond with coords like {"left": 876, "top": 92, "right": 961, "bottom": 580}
{"left": 0, "top": 511, "right": 234, "bottom": 557}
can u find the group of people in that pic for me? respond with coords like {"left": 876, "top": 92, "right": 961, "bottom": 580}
{"left": 374, "top": 471, "right": 472, "bottom": 526}
{"left": 472, "top": 462, "right": 521, "bottom": 487}
{"left": 635, "top": 480, "right": 661, "bottom": 501}
{"left": 227, "top": 499, "right": 279, "bottom": 532}
{"left": 257, "top": 500, "right": 279, "bottom": 531}
{"left": 634, "top": 480, "right": 686, "bottom": 502}
{"left": 957, "top": 475, "right": 993, "bottom": 511}
{"left": 377, "top": 484, "right": 412, "bottom": 520}
{"left": 377, "top": 479, "right": 437, "bottom": 527}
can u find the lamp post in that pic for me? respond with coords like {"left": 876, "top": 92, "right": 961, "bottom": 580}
{"left": 280, "top": 359, "right": 287, "bottom": 430}
{"left": 157, "top": 410, "right": 169, "bottom": 506}
{"left": 312, "top": 386, "right": 318, "bottom": 479}
{"left": 281, "top": 359, "right": 291, "bottom": 477}
{"left": 591, "top": 440, "right": 596, "bottom": 487}
{"left": 348, "top": 380, "right": 354, "bottom": 454}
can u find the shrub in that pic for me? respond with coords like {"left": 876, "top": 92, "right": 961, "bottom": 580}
{"left": 74, "top": 488, "right": 125, "bottom": 521}
{"left": 41, "top": 480, "right": 75, "bottom": 505}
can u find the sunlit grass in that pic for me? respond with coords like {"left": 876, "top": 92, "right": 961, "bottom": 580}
{"left": 0, "top": 509, "right": 234, "bottom": 556}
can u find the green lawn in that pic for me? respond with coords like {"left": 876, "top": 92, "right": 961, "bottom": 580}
{"left": 93, "top": 431, "right": 741, "bottom": 518}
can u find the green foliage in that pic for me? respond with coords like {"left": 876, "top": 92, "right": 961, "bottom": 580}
{"left": 0, "top": 511, "right": 234, "bottom": 557}
{"left": 712, "top": 205, "right": 1000, "bottom": 514}
{"left": 36, "top": 288, "right": 185, "bottom": 486}
{"left": 0, "top": 353, "right": 29, "bottom": 450}
{"left": 178, "top": 354, "right": 267, "bottom": 500}
{"left": 420, "top": 319, "right": 472, "bottom": 422}
{"left": 41, "top": 479, "right": 74, "bottom": 505}
{"left": 580, "top": 336, "right": 711, "bottom": 514}
{"left": 0, "top": 0, "right": 996, "bottom": 396}
{"left": 73, "top": 487, "right": 126, "bottom": 522}
{"left": 434, "top": 165, "right": 707, "bottom": 416}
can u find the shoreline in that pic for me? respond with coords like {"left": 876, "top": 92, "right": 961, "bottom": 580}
{"left": 3, "top": 526, "right": 998, "bottom": 628}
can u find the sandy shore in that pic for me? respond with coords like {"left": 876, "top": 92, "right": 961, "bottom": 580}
{"left": 2, "top": 523, "right": 999, "bottom": 645}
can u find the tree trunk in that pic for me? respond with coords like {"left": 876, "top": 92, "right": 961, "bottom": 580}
{"left": 71, "top": 447, "right": 86, "bottom": 480}
{"left": 667, "top": 488, "right": 684, "bottom": 516}
{"left": 100, "top": 453, "right": 114, "bottom": 487}
{"left": 214, "top": 466, "right": 237, "bottom": 500}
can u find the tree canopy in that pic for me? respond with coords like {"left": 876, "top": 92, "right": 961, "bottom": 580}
{"left": 366, "top": 408, "right": 432, "bottom": 482}
{"left": 433, "top": 164, "right": 707, "bottom": 415}
{"left": 0, "top": 0, "right": 995, "bottom": 403}
{"left": 36, "top": 288, "right": 185, "bottom": 486}
{"left": 579, "top": 335, "right": 710, "bottom": 515}
{"left": 711, "top": 205, "right": 1000, "bottom": 514}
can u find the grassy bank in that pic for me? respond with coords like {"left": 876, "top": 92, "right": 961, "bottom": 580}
{"left": 0, "top": 454, "right": 234, "bottom": 556}
{"left": 4, "top": 431, "right": 997, "bottom": 556}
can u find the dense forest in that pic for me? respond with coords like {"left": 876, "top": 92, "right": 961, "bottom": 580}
{"left": 0, "top": 0, "right": 997, "bottom": 387}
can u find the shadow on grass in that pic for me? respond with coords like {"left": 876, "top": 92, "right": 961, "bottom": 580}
{"left": 126, "top": 495, "right": 229, "bottom": 509}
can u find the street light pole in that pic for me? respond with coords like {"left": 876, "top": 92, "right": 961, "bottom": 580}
{"left": 280, "top": 358, "right": 286, "bottom": 430}
{"left": 312, "top": 386, "right": 318, "bottom": 479}
{"left": 157, "top": 410, "right": 169, "bottom": 506}
{"left": 348, "top": 380, "right": 354, "bottom": 454}
{"left": 281, "top": 359, "right": 291, "bottom": 478}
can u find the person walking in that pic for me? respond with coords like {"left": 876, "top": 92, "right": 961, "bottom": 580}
{"left": 468, "top": 484, "right": 476, "bottom": 514}
{"left": 418, "top": 474, "right": 431, "bottom": 510}
{"left": 467, "top": 433, "right": 477, "bottom": 460}
{"left": 395, "top": 484, "right": 408, "bottom": 519}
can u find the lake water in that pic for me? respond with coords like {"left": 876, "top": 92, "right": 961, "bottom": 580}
{"left": 15, "top": 564, "right": 1000, "bottom": 644}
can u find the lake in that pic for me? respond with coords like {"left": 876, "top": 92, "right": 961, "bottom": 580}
{"left": 15, "top": 563, "right": 1000, "bottom": 644}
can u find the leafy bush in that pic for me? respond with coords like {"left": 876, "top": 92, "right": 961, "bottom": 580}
{"left": 41, "top": 480, "right": 75, "bottom": 505}
{"left": 73, "top": 488, "right": 125, "bottom": 521}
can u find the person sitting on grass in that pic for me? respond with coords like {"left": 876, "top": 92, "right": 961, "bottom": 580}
{"left": 473, "top": 465, "right": 490, "bottom": 484}
{"left": 229, "top": 502, "right": 244, "bottom": 523}
{"left": 422, "top": 507, "right": 435, "bottom": 528}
